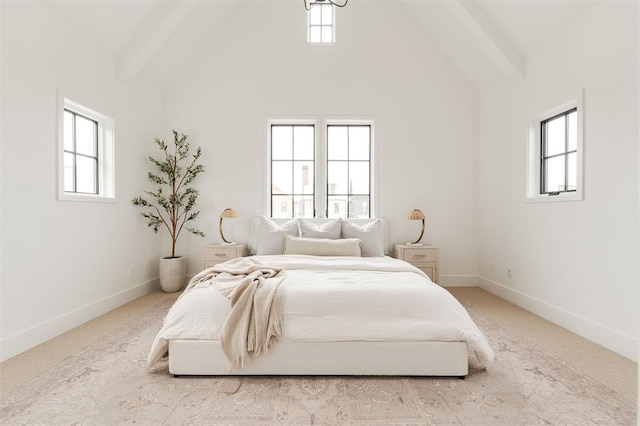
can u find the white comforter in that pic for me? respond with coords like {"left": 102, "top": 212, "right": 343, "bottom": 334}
{"left": 147, "top": 255, "right": 494, "bottom": 368}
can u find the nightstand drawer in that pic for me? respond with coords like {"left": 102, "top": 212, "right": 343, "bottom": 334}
{"left": 202, "top": 247, "right": 238, "bottom": 261}
{"left": 402, "top": 248, "right": 437, "bottom": 263}
{"left": 201, "top": 244, "right": 247, "bottom": 270}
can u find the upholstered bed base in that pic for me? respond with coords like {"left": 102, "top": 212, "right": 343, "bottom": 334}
{"left": 168, "top": 339, "right": 469, "bottom": 377}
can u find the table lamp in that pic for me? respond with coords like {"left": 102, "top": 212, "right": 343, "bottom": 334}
{"left": 407, "top": 209, "right": 425, "bottom": 245}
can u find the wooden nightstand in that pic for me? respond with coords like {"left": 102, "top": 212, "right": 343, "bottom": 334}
{"left": 202, "top": 243, "right": 247, "bottom": 269}
{"left": 393, "top": 244, "right": 439, "bottom": 284}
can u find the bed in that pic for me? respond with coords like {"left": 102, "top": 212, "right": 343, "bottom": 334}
{"left": 146, "top": 217, "right": 494, "bottom": 377}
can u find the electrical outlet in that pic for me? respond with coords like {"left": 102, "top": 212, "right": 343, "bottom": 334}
{"left": 128, "top": 266, "right": 135, "bottom": 278}
{"left": 507, "top": 268, "right": 512, "bottom": 278}
{"left": 490, "top": 263, "right": 495, "bottom": 273}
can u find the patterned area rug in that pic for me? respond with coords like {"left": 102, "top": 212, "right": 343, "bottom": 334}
{"left": 1, "top": 299, "right": 636, "bottom": 425}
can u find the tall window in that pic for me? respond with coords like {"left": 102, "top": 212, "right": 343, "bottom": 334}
{"left": 64, "top": 109, "right": 99, "bottom": 194}
{"left": 58, "top": 94, "right": 115, "bottom": 201}
{"left": 327, "top": 125, "right": 371, "bottom": 218}
{"left": 270, "top": 124, "right": 315, "bottom": 218}
{"left": 268, "top": 120, "right": 374, "bottom": 218}
{"left": 307, "top": 3, "right": 334, "bottom": 43}
{"left": 526, "top": 94, "right": 583, "bottom": 202}
{"left": 540, "top": 108, "right": 577, "bottom": 195}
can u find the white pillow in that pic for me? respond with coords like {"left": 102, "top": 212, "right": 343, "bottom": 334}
{"left": 341, "top": 219, "right": 385, "bottom": 257}
{"left": 299, "top": 218, "right": 342, "bottom": 239}
{"left": 256, "top": 217, "right": 299, "bottom": 255}
{"left": 284, "top": 235, "right": 362, "bottom": 257}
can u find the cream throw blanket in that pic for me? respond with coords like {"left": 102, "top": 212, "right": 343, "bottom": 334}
{"left": 186, "top": 257, "right": 285, "bottom": 371}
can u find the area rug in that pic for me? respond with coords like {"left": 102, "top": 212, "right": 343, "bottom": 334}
{"left": 1, "top": 299, "right": 636, "bottom": 425}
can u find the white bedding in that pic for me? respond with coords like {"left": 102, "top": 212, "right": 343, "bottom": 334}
{"left": 147, "top": 255, "right": 494, "bottom": 369}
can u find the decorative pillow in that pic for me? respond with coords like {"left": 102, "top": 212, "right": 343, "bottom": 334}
{"left": 284, "top": 235, "right": 362, "bottom": 257}
{"left": 256, "top": 217, "right": 299, "bottom": 255}
{"left": 299, "top": 218, "right": 342, "bottom": 239}
{"left": 341, "top": 219, "right": 385, "bottom": 257}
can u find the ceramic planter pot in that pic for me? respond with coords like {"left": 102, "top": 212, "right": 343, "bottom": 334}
{"left": 159, "top": 256, "right": 186, "bottom": 293}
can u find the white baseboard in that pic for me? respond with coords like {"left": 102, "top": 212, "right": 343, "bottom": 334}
{"left": 479, "top": 276, "right": 638, "bottom": 362}
{"left": 438, "top": 275, "right": 478, "bottom": 287}
{"left": 0, "top": 278, "right": 160, "bottom": 362}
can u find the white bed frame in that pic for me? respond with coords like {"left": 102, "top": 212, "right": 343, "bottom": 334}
{"left": 169, "top": 340, "right": 468, "bottom": 377}
{"left": 167, "top": 218, "right": 470, "bottom": 378}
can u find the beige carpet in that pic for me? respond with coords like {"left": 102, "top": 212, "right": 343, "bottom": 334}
{"left": 448, "top": 287, "right": 638, "bottom": 403}
{"left": 0, "top": 288, "right": 636, "bottom": 425}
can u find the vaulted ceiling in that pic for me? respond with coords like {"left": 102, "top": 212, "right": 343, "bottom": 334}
{"left": 48, "top": 0, "right": 603, "bottom": 92}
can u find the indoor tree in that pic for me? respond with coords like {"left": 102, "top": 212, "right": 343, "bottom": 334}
{"left": 132, "top": 130, "right": 205, "bottom": 257}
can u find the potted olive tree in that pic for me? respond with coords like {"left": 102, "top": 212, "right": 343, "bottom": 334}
{"left": 132, "top": 130, "right": 204, "bottom": 292}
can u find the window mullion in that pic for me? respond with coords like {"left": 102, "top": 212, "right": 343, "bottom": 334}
{"left": 346, "top": 129, "right": 351, "bottom": 218}
{"left": 540, "top": 121, "right": 546, "bottom": 194}
{"left": 94, "top": 120, "right": 99, "bottom": 194}
{"left": 72, "top": 112, "right": 78, "bottom": 193}
{"left": 318, "top": 123, "right": 326, "bottom": 218}
{"left": 291, "top": 128, "right": 295, "bottom": 218}
{"left": 564, "top": 113, "right": 570, "bottom": 192}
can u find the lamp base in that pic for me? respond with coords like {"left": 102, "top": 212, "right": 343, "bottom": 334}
{"left": 220, "top": 241, "right": 237, "bottom": 246}
{"left": 405, "top": 242, "right": 423, "bottom": 246}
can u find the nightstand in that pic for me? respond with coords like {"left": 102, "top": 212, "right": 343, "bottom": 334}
{"left": 202, "top": 243, "right": 247, "bottom": 269}
{"left": 393, "top": 244, "right": 439, "bottom": 284}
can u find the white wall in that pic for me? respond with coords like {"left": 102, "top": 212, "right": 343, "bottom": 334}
{"left": 164, "top": 1, "right": 481, "bottom": 286}
{"left": 0, "top": 2, "right": 164, "bottom": 361}
{"left": 478, "top": 1, "right": 639, "bottom": 360}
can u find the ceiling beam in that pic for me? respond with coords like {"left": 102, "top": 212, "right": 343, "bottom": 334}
{"left": 117, "top": 0, "right": 199, "bottom": 81}
{"left": 444, "top": 0, "right": 525, "bottom": 81}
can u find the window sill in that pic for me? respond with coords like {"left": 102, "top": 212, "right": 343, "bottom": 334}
{"left": 525, "top": 192, "right": 583, "bottom": 203}
{"left": 58, "top": 192, "right": 116, "bottom": 203}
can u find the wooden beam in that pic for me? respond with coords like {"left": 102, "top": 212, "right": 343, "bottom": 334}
{"left": 118, "top": 0, "right": 199, "bottom": 81}
{"left": 444, "top": 0, "right": 525, "bottom": 80}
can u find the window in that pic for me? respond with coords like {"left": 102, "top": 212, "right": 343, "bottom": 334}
{"left": 527, "top": 94, "right": 583, "bottom": 202}
{"left": 307, "top": 3, "right": 334, "bottom": 43}
{"left": 63, "top": 110, "right": 99, "bottom": 194}
{"left": 270, "top": 124, "right": 315, "bottom": 218}
{"left": 58, "top": 93, "right": 115, "bottom": 201}
{"left": 268, "top": 119, "right": 374, "bottom": 218}
{"left": 326, "top": 125, "right": 371, "bottom": 218}
{"left": 540, "top": 108, "right": 577, "bottom": 195}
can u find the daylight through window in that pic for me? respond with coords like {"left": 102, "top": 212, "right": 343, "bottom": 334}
{"left": 64, "top": 109, "right": 99, "bottom": 194}
{"left": 540, "top": 108, "right": 577, "bottom": 195}
{"left": 270, "top": 124, "right": 315, "bottom": 218}
{"left": 327, "top": 125, "right": 371, "bottom": 218}
{"left": 307, "top": 3, "right": 334, "bottom": 43}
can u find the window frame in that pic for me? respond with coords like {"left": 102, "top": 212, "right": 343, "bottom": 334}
{"left": 268, "top": 122, "right": 316, "bottom": 218}
{"left": 526, "top": 93, "right": 584, "bottom": 203}
{"left": 540, "top": 108, "right": 578, "bottom": 196}
{"left": 63, "top": 109, "right": 100, "bottom": 195}
{"left": 307, "top": 2, "right": 336, "bottom": 44}
{"left": 57, "top": 92, "right": 115, "bottom": 202}
{"left": 266, "top": 118, "right": 376, "bottom": 218}
{"left": 326, "top": 123, "right": 373, "bottom": 219}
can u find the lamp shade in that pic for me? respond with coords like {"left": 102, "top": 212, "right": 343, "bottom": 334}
{"left": 408, "top": 209, "right": 425, "bottom": 220}
{"left": 220, "top": 208, "right": 238, "bottom": 219}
